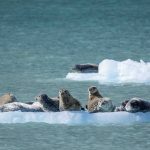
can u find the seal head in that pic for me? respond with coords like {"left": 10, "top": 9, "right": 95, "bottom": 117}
{"left": 88, "top": 86, "right": 103, "bottom": 101}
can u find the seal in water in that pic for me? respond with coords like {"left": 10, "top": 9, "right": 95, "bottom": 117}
{"left": 59, "top": 89, "right": 82, "bottom": 111}
{"left": 0, "top": 93, "right": 17, "bottom": 106}
{"left": 87, "top": 86, "right": 115, "bottom": 113}
{"left": 0, "top": 94, "right": 59, "bottom": 112}
{"left": 72, "top": 64, "right": 98, "bottom": 73}
{"left": 125, "top": 97, "right": 150, "bottom": 113}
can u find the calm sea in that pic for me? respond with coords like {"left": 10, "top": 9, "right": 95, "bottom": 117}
{"left": 0, "top": 0, "right": 150, "bottom": 149}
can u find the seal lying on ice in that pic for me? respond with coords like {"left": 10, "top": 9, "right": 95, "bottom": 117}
{"left": 72, "top": 64, "right": 98, "bottom": 73}
{"left": 0, "top": 94, "right": 59, "bottom": 112}
{"left": 115, "top": 97, "right": 150, "bottom": 113}
{"left": 125, "top": 97, "right": 150, "bottom": 113}
{"left": 87, "top": 86, "right": 115, "bottom": 113}
{"left": 35, "top": 94, "right": 59, "bottom": 112}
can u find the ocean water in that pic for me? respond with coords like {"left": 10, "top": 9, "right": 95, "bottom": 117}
{"left": 0, "top": 0, "right": 150, "bottom": 149}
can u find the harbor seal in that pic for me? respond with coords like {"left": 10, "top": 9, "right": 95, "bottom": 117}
{"left": 72, "top": 64, "right": 98, "bottom": 73}
{"left": 87, "top": 86, "right": 115, "bottom": 113}
{"left": 0, "top": 94, "right": 59, "bottom": 112}
{"left": 59, "top": 89, "right": 82, "bottom": 111}
{"left": 0, "top": 93, "right": 17, "bottom": 106}
{"left": 35, "top": 94, "right": 59, "bottom": 112}
{"left": 88, "top": 86, "right": 103, "bottom": 101}
{"left": 125, "top": 97, "right": 150, "bottom": 113}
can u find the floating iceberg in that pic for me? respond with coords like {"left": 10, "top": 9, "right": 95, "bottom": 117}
{"left": 66, "top": 59, "right": 150, "bottom": 84}
{"left": 0, "top": 111, "right": 150, "bottom": 125}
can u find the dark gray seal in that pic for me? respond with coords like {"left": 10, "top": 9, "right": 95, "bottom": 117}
{"left": 125, "top": 97, "right": 150, "bottom": 113}
{"left": 59, "top": 89, "right": 82, "bottom": 111}
{"left": 87, "top": 86, "right": 115, "bottom": 113}
{"left": 35, "top": 94, "right": 59, "bottom": 112}
{"left": 72, "top": 64, "right": 98, "bottom": 73}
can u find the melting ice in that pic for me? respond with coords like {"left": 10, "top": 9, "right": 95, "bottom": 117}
{"left": 66, "top": 59, "right": 150, "bottom": 84}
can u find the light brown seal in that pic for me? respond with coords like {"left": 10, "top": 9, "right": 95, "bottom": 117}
{"left": 87, "top": 86, "right": 115, "bottom": 113}
{"left": 59, "top": 89, "right": 82, "bottom": 111}
{"left": 0, "top": 93, "right": 17, "bottom": 106}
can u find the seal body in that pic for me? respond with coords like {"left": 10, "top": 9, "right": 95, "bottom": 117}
{"left": 0, "top": 93, "right": 17, "bottom": 106}
{"left": 35, "top": 94, "right": 59, "bottom": 112}
{"left": 72, "top": 64, "right": 98, "bottom": 73}
{"left": 59, "top": 89, "right": 82, "bottom": 111}
{"left": 87, "top": 86, "right": 115, "bottom": 113}
{"left": 0, "top": 102, "right": 43, "bottom": 112}
{"left": 125, "top": 97, "right": 150, "bottom": 113}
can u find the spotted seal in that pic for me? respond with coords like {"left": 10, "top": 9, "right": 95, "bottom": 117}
{"left": 0, "top": 94, "right": 59, "bottom": 112}
{"left": 35, "top": 94, "right": 59, "bottom": 112}
{"left": 0, "top": 93, "right": 17, "bottom": 106}
{"left": 125, "top": 97, "right": 150, "bottom": 113}
{"left": 72, "top": 64, "right": 98, "bottom": 73}
{"left": 59, "top": 89, "right": 82, "bottom": 111}
{"left": 87, "top": 86, "right": 115, "bottom": 113}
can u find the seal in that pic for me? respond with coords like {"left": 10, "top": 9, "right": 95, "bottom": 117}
{"left": 0, "top": 94, "right": 59, "bottom": 112}
{"left": 87, "top": 86, "right": 115, "bottom": 113}
{"left": 0, "top": 93, "right": 17, "bottom": 106}
{"left": 35, "top": 94, "right": 59, "bottom": 112}
{"left": 59, "top": 89, "right": 82, "bottom": 111}
{"left": 72, "top": 64, "right": 98, "bottom": 73}
{"left": 125, "top": 97, "right": 150, "bottom": 113}
{"left": 88, "top": 86, "right": 103, "bottom": 101}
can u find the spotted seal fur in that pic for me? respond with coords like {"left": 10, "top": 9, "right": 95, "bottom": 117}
{"left": 59, "top": 89, "right": 82, "bottom": 111}
{"left": 125, "top": 97, "right": 150, "bottom": 113}
{"left": 87, "top": 86, "right": 115, "bottom": 113}
{"left": 35, "top": 94, "right": 59, "bottom": 112}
